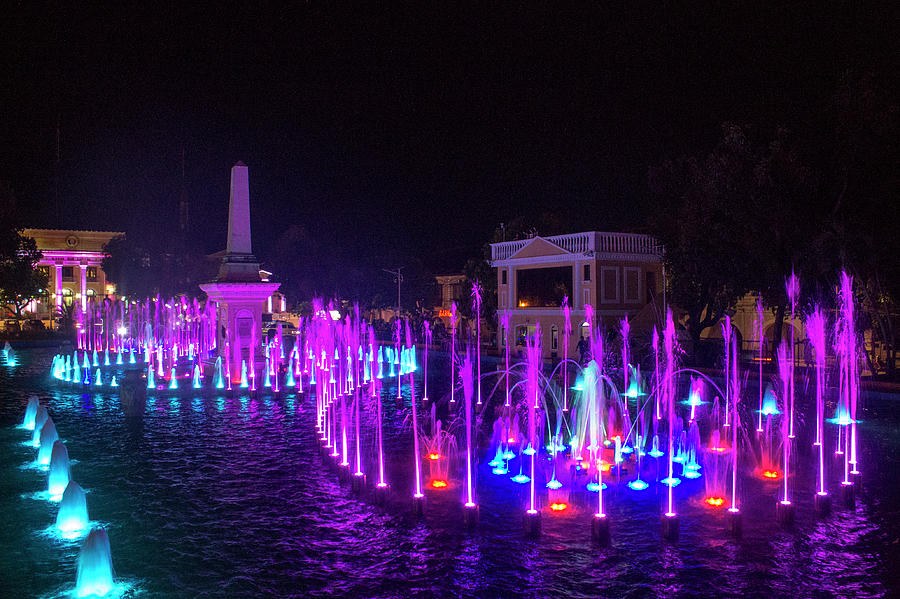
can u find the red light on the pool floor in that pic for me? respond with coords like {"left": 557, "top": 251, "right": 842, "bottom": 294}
{"left": 762, "top": 470, "right": 779, "bottom": 479}
{"left": 431, "top": 479, "right": 448, "bottom": 488}
{"left": 427, "top": 453, "right": 441, "bottom": 460}
{"left": 705, "top": 496, "right": 725, "bottom": 507}
{"left": 710, "top": 446, "right": 726, "bottom": 453}
{"left": 550, "top": 502, "right": 567, "bottom": 511}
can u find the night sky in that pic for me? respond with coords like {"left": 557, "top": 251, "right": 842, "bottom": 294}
{"left": 3, "top": 4, "right": 897, "bottom": 273}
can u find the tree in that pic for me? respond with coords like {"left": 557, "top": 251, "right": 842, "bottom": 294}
{"left": 822, "top": 72, "right": 900, "bottom": 379}
{"left": 647, "top": 125, "right": 757, "bottom": 349}
{"left": 101, "top": 234, "right": 215, "bottom": 299}
{"left": 0, "top": 231, "right": 48, "bottom": 323}
{"left": 741, "top": 127, "right": 824, "bottom": 351}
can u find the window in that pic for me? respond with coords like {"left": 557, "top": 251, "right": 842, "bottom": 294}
{"left": 624, "top": 267, "right": 641, "bottom": 303}
{"left": 551, "top": 325, "right": 559, "bottom": 350}
{"left": 601, "top": 267, "right": 619, "bottom": 304}
{"left": 37, "top": 266, "right": 50, "bottom": 280}
{"left": 583, "top": 264, "right": 591, "bottom": 281}
{"left": 516, "top": 266, "right": 572, "bottom": 308}
{"left": 86, "top": 267, "right": 98, "bottom": 282}
{"left": 501, "top": 269, "right": 508, "bottom": 285}
{"left": 583, "top": 288, "right": 590, "bottom": 307}
{"left": 61, "top": 266, "right": 75, "bottom": 282}
{"left": 61, "top": 288, "right": 74, "bottom": 306}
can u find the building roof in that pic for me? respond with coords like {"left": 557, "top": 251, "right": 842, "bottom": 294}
{"left": 490, "top": 231, "right": 661, "bottom": 263}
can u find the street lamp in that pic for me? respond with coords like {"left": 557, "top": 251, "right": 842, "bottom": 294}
{"left": 383, "top": 267, "right": 404, "bottom": 314}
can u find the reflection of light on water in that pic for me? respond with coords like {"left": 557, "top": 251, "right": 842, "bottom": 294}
{"left": 586, "top": 482, "right": 607, "bottom": 491}
{"left": 74, "top": 581, "right": 134, "bottom": 598}
{"left": 510, "top": 474, "right": 530, "bottom": 484}
{"left": 827, "top": 410, "right": 857, "bottom": 425}
{"left": 661, "top": 477, "right": 681, "bottom": 487}
{"left": 492, "top": 466, "right": 508, "bottom": 475}
{"left": 23, "top": 490, "right": 62, "bottom": 502}
{"left": 627, "top": 479, "right": 649, "bottom": 491}
{"left": 546, "top": 479, "right": 563, "bottom": 489}
{"left": 549, "top": 502, "right": 567, "bottom": 511}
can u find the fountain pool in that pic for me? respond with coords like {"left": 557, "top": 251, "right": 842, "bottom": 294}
{"left": 1, "top": 347, "right": 899, "bottom": 598}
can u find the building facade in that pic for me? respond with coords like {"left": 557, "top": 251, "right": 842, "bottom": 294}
{"left": 22, "top": 229, "right": 122, "bottom": 325}
{"left": 490, "top": 231, "right": 663, "bottom": 358}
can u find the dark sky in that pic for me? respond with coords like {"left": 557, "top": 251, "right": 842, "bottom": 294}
{"left": 2, "top": 3, "right": 897, "bottom": 272}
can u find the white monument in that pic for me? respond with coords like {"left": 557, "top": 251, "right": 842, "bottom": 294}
{"left": 201, "top": 162, "right": 280, "bottom": 382}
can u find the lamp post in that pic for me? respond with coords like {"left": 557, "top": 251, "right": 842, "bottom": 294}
{"left": 383, "top": 267, "right": 404, "bottom": 315}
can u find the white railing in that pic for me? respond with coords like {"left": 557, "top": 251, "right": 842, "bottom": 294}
{"left": 491, "top": 239, "right": 530, "bottom": 261}
{"left": 491, "top": 231, "right": 661, "bottom": 261}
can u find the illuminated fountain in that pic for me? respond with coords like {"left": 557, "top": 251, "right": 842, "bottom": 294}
{"left": 807, "top": 307, "right": 831, "bottom": 515}
{"left": 75, "top": 528, "right": 116, "bottom": 598}
{"left": 522, "top": 325, "right": 542, "bottom": 536}
{"left": 460, "top": 351, "right": 478, "bottom": 526}
{"left": 661, "top": 309, "right": 679, "bottom": 540}
{"left": 472, "top": 282, "right": 483, "bottom": 406}
{"left": 57, "top": 481, "right": 90, "bottom": 537}
{"left": 37, "top": 417, "right": 59, "bottom": 466}
{"left": 48, "top": 440, "right": 71, "bottom": 498}
{"left": 776, "top": 347, "right": 794, "bottom": 526}
{"left": 31, "top": 406, "right": 49, "bottom": 446}
{"left": 23, "top": 395, "right": 40, "bottom": 430}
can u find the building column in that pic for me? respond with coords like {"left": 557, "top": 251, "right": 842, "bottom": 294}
{"left": 574, "top": 261, "right": 582, "bottom": 308}
{"left": 55, "top": 264, "right": 63, "bottom": 309}
{"left": 80, "top": 264, "right": 87, "bottom": 311}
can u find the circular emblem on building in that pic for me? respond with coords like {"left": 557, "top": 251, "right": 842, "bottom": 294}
{"left": 66, "top": 235, "right": 79, "bottom": 248}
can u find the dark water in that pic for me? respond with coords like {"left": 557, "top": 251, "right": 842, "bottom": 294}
{"left": 2, "top": 348, "right": 899, "bottom": 598}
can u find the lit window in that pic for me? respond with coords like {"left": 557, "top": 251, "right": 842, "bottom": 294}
{"left": 86, "top": 267, "right": 98, "bottom": 282}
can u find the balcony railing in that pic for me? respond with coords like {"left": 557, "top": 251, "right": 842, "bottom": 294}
{"left": 491, "top": 231, "right": 661, "bottom": 261}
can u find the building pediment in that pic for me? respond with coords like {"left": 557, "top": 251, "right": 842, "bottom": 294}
{"left": 509, "top": 236, "right": 569, "bottom": 260}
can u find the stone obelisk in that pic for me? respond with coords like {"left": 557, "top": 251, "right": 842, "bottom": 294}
{"left": 201, "top": 162, "right": 280, "bottom": 382}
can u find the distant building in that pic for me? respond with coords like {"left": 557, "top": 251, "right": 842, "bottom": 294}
{"left": 433, "top": 274, "right": 467, "bottom": 326}
{"left": 490, "top": 231, "right": 664, "bottom": 358}
{"left": 22, "top": 228, "right": 123, "bottom": 325}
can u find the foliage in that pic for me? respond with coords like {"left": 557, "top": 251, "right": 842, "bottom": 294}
{"left": 101, "top": 234, "right": 215, "bottom": 299}
{"left": 0, "top": 230, "right": 48, "bottom": 322}
{"left": 647, "top": 125, "right": 757, "bottom": 348}
{"left": 54, "top": 302, "right": 78, "bottom": 337}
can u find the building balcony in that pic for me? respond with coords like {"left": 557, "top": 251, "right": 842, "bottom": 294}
{"left": 490, "top": 231, "right": 662, "bottom": 262}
